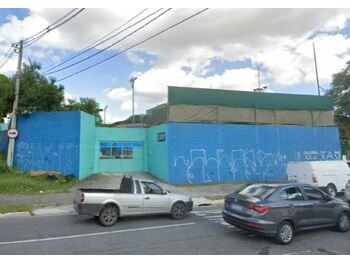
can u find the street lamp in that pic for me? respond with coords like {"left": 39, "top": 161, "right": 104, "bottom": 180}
{"left": 129, "top": 76, "right": 137, "bottom": 124}
{"left": 103, "top": 105, "right": 108, "bottom": 124}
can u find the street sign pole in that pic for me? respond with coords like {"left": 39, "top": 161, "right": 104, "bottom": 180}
{"left": 7, "top": 40, "right": 23, "bottom": 167}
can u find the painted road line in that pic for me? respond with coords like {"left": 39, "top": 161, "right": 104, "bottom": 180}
{"left": 191, "top": 209, "right": 221, "bottom": 214}
{"left": 204, "top": 215, "right": 222, "bottom": 219}
{"left": 0, "top": 222, "right": 196, "bottom": 246}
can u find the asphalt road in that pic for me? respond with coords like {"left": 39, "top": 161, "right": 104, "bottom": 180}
{"left": 0, "top": 207, "right": 349, "bottom": 255}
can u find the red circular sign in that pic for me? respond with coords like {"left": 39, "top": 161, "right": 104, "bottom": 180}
{"left": 7, "top": 128, "right": 19, "bottom": 139}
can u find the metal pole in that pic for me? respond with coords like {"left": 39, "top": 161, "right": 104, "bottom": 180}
{"left": 104, "top": 105, "right": 108, "bottom": 124}
{"left": 130, "top": 77, "right": 137, "bottom": 124}
{"left": 7, "top": 40, "right": 23, "bottom": 167}
{"left": 313, "top": 42, "right": 321, "bottom": 96}
{"left": 257, "top": 65, "right": 261, "bottom": 90}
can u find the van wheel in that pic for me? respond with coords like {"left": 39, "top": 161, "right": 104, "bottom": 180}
{"left": 326, "top": 184, "right": 337, "bottom": 198}
{"left": 99, "top": 205, "right": 118, "bottom": 226}
{"left": 275, "top": 221, "right": 294, "bottom": 245}
{"left": 335, "top": 212, "right": 350, "bottom": 232}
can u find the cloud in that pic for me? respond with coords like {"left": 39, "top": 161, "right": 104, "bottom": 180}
{"left": 126, "top": 51, "right": 145, "bottom": 64}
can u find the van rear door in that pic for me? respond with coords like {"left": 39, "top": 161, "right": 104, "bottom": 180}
{"left": 287, "top": 163, "right": 314, "bottom": 185}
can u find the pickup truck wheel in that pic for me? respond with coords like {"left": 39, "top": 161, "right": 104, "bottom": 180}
{"left": 171, "top": 202, "right": 187, "bottom": 220}
{"left": 99, "top": 205, "right": 118, "bottom": 227}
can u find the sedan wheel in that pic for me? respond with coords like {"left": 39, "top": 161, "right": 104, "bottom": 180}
{"left": 275, "top": 221, "right": 293, "bottom": 245}
{"left": 99, "top": 206, "right": 118, "bottom": 227}
{"left": 171, "top": 203, "right": 187, "bottom": 220}
{"left": 336, "top": 212, "right": 350, "bottom": 232}
{"left": 327, "top": 184, "right": 337, "bottom": 198}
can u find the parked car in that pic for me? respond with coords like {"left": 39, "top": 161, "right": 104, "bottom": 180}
{"left": 287, "top": 160, "right": 350, "bottom": 197}
{"left": 73, "top": 176, "right": 193, "bottom": 226}
{"left": 345, "top": 179, "right": 350, "bottom": 203}
{"left": 222, "top": 182, "right": 350, "bottom": 245}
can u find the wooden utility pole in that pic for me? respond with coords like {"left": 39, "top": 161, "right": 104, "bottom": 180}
{"left": 7, "top": 40, "right": 23, "bottom": 167}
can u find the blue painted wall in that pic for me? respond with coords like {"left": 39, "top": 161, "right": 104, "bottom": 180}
{"left": 0, "top": 131, "right": 7, "bottom": 152}
{"left": 14, "top": 111, "right": 80, "bottom": 177}
{"left": 168, "top": 123, "right": 341, "bottom": 184}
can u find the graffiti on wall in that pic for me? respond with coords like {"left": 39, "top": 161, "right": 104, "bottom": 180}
{"left": 174, "top": 149, "right": 341, "bottom": 184}
{"left": 15, "top": 142, "right": 79, "bottom": 176}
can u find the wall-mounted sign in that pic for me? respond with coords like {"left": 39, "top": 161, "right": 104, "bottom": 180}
{"left": 7, "top": 128, "right": 19, "bottom": 139}
{"left": 157, "top": 132, "right": 166, "bottom": 142}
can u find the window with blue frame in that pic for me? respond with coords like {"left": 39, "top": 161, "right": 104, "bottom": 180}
{"left": 99, "top": 141, "right": 143, "bottom": 159}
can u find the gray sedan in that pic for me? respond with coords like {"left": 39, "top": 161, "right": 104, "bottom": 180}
{"left": 345, "top": 179, "right": 350, "bottom": 202}
{"left": 222, "top": 182, "right": 350, "bottom": 245}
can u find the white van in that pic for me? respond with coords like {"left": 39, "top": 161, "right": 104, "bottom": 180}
{"left": 287, "top": 160, "right": 350, "bottom": 197}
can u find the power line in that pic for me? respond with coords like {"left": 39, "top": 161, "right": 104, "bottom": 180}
{"left": 23, "top": 8, "right": 85, "bottom": 48}
{"left": 22, "top": 8, "right": 78, "bottom": 43}
{"left": 45, "top": 8, "right": 171, "bottom": 75}
{"left": 0, "top": 46, "right": 15, "bottom": 70}
{"left": 0, "top": 45, "right": 14, "bottom": 65}
{"left": 42, "top": 8, "right": 149, "bottom": 73}
{"left": 56, "top": 8, "right": 209, "bottom": 82}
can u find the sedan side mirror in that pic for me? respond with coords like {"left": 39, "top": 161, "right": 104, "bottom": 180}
{"left": 162, "top": 190, "right": 168, "bottom": 195}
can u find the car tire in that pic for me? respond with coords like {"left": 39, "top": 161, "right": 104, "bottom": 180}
{"left": 335, "top": 212, "right": 350, "bottom": 232}
{"left": 171, "top": 202, "right": 187, "bottom": 220}
{"left": 99, "top": 205, "right": 118, "bottom": 227}
{"left": 326, "top": 184, "right": 337, "bottom": 198}
{"left": 275, "top": 221, "right": 294, "bottom": 245}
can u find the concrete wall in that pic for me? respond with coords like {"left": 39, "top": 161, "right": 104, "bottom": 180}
{"left": 94, "top": 127, "right": 147, "bottom": 173}
{"left": 146, "top": 124, "right": 168, "bottom": 182}
{"left": 168, "top": 123, "right": 342, "bottom": 184}
{"left": 14, "top": 111, "right": 80, "bottom": 177}
{"left": 79, "top": 112, "right": 96, "bottom": 180}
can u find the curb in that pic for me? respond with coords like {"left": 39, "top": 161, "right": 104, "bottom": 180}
{"left": 0, "top": 198, "right": 225, "bottom": 218}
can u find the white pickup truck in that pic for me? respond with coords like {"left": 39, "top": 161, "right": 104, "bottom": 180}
{"left": 73, "top": 176, "right": 193, "bottom": 226}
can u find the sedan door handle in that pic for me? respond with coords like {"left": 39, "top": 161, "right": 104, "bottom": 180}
{"left": 144, "top": 197, "right": 150, "bottom": 200}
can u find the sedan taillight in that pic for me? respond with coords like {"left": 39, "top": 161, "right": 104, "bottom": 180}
{"left": 246, "top": 204, "right": 270, "bottom": 214}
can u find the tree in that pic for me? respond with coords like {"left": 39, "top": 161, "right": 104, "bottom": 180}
{"left": 0, "top": 61, "right": 64, "bottom": 119}
{"left": 64, "top": 97, "right": 102, "bottom": 124}
{"left": 327, "top": 61, "right": 350, "bottom": 158}
{"left": 0, "top": 74, "right": 13, "bottom": 121}
{"left": 17, "top": 61, "right": 64, "bottom": 113}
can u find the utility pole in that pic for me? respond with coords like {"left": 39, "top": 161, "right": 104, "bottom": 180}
{"left": 313, "top": 42, "right": 321, "bottom": 96}
{"left": 257, "top": 65, "right": 261, "bottom": 90}
{"left": 104, "top": 105, "right": 108, "bottom": 124}
{"left": 7, "top": 40, "right": 23, "bottom": 167}
{"left": 129, "top": 76, "right": 137, "bottom": 124}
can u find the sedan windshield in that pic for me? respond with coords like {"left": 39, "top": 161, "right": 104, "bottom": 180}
{"left": 237, "top": 184, "right": 276, "bottom": 199}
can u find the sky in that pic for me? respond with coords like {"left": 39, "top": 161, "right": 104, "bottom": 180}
{"left": 1, "top": 8, "right": 350, "bottom": 123}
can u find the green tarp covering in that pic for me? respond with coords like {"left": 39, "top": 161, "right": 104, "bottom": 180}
{"left": 168, "top": 86, "right": 333, "bottom": 111}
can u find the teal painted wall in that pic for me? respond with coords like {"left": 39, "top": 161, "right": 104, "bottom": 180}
{"left": 79, "top": 112, "right": 96, "bottom": 180}
{"left": 0, "top": 123, "right": 8, "bottom": 131}
{"left": 146, "top": 124, "right": 169, "bottom": 182}
{"left": 95, "top": 127, "right": 147, "bottom": 173}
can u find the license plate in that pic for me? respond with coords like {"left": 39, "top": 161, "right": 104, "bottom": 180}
{"left": 230, "top": 203, "right": 243, "bottom": 212}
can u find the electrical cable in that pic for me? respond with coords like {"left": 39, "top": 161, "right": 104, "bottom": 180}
{"left": 56, "top": 8, "right": 209, "bottom": 82}
{"left": 45, "top": 8, "right": 172, "bottom": 75}
{"left": 42, "top": 8, "right": 149, "bottom": 73}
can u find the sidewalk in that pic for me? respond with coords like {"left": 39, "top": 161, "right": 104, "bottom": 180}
{"left": 0, "top": 172, "right": 243, "bottom": 217}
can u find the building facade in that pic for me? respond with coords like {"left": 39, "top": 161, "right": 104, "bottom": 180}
{"left": 2, "top": 87, "right": 342, "bottom": 184}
